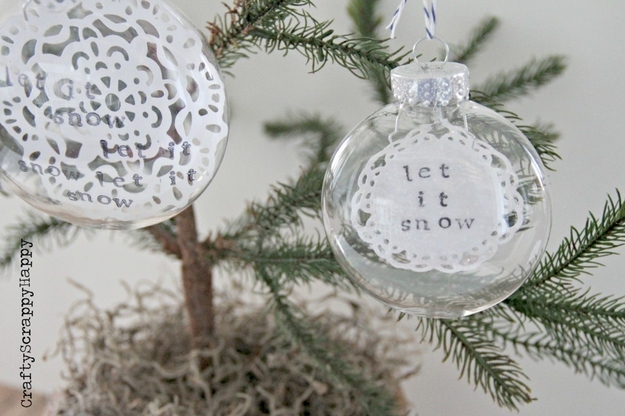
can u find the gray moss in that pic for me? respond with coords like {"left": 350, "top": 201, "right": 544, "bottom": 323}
{"left": 50, "top": 283, "right": 418, "bottom": 415}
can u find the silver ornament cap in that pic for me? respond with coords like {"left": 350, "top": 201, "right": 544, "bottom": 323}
{"left": 391, "top": 61, "right": 470, "bottom": 108}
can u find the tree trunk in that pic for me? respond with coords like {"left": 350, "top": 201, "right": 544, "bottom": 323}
{"left": 175, "top": 205, "right": 214, "bottom": 350}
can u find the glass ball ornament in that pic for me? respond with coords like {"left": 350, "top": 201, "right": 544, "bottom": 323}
{"left": 322, "top": 58, "right": 551, "bottom": 318}
{"left": 0, "top": 0, "right": 229, "bottom": 229}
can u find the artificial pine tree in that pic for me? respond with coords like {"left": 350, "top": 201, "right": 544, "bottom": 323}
{"left": 1, "top": 0, "right": 624, "bottom": 414}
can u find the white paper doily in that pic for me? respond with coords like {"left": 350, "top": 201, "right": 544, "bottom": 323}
{"left": 351, "top": 125, "right": 524, "bottom": 272}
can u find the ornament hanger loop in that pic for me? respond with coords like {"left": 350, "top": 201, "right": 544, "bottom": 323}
{"left": 412, "top": 36, "right": 450, "bottom": 64}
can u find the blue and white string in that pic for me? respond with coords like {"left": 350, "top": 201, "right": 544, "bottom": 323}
{"left": 386, "top": 0, "right": 407, "bottom": 39}
{"left": 422, "top": 0, "right": 437, "bottom": 39}
{"left": 386, "top": 0, "right": 438, "bottom": 39}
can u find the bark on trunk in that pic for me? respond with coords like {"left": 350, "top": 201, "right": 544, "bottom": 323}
{"left": 175, "top": 206, "right": 214, "bottom": 350}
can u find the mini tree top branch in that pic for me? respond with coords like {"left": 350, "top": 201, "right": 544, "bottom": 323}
{"left": 347, "top": 0, "right": 392, "bottom": 104}
{"left": 477, "top": 55, "right": 567, "bottom": 102}
{"left": 209, "top": 0, "right": 315, "bottom": 68}
{"left": 208, "top": 0, "right": 407, "bottom": 77}
{"left": 249, "top": 24, "right": 406, "bottom": 77}
{"left": 451, "top": 16, "right": 500, "bottom": 64}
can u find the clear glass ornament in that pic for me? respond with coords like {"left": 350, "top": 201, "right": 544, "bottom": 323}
{"left": 322, "top": 53, "right": 551, "bottom": 318}
{"left": 0, "top": 0, "right": 229, "bottom": 229}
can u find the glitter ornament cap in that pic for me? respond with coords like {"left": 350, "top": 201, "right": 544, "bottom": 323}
{"left": 391, "top": 61, "right": 470, "bottom": 107}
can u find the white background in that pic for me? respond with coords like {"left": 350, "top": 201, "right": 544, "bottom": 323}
{"left": 1, "top": 0, "right": 625, "bottom": 415}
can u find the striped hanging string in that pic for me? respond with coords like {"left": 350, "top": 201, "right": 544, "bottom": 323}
{"left": 386, "top": 0, "right": 438, "bottom": 39}
{"left": 386, "top": 0, "right": 407, "bottom": 39}
{"left": 423, "top": 0, "right": 437, "bottom": 39}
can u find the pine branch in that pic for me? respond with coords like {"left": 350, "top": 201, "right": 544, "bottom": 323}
{"left": 347, "top": 0, "right": 392, "bottom": 104}
{"left": 209, "top": 0, "right": 315, "bottom": 69}
{"left": 0, "top": 212, "right": 88, "bottom": 272}
{"left": 231, "top": 234, "right": 351, "bottom": 290}
{"left": 347, "top": 0, "right": 383, "bottom": 38}
{"left": 249, "top": 22, "right": 406, "bottom": 78}
{"left": 518, "top": 122, "right": 561, "bottom": 170}
{"left": 508, "top": 298, "right": 625, "bottom": 361}
{"left": 257, "top": 266, "right": 401, "bottom": 415}
{"left": 515, "top": 290, "right": 625, "bottom": 322}
{"left": 512, "top": 339, "right": 625, "bottom": 388}
{"left": 264, "top": 112, "right": 344, "bottom": 170}
{"left": 131, "top": 222, "right": 182, "bottom": 259}
{"left": 223, "top": 168, "right": 325, "bottom": 242}
{"left": 209, "top": 0, "right": 406, "bottom": 78}
{"left": 471, "top": 91, "right": 561, "bottom": 169}
{"left": 476, "top": 55, "right": 567, "bottom": 102}
{"left": 489, "top": 191, "right": 625, "bottom": 377}
{"left": 213, "top": 113, "right": 349, "bottom": 289}
{"left": 451, "top": 16, "right": 500, "bottom": 64}
{"left": 468, "top": 309, "right": 625, "bottom": 389}
{"left": 519, "top": 190, "right": 625, "bottom": 291}
{"left": 419, "top": 318, "right": 533, "bottom": 410}
{"left": 508, "top": 274, "right": 625, "bottom": 362}
{"left": 214, "top": 163, "right": 349, "bottom": 289}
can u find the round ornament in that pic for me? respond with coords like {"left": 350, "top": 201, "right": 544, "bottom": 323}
{"left": 322, "top": 55, "right": 551, "bottom": 318}
{"left": 0, "top": 0, "right": 229, "bottom": 229}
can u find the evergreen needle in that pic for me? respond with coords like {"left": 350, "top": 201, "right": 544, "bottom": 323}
{"left": 0, "top": 212, "right": 87, "bottom": 272}
{"left": 477, "top": 55, "right": 567, "bottom": 102}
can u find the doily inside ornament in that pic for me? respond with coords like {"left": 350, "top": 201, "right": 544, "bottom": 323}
{"left": 351, "top": 125, "right": 525, "bottom": 273}
{"left": 0, "top": 0, "right": 228, "bottom": 227}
